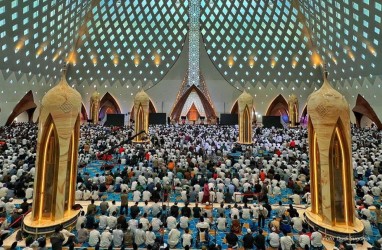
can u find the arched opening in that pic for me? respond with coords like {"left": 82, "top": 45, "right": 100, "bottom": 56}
{"left": 80, "top": 103, "right": 88, "bottom": 123}
{"left": 34, "top": 115, "right": 59, "bottom": 221}
{"left": 65, "top": 115, "right": 80, "bottom": 211}
{"left": 300, "top": 105, "right": 308, "bottom": 126}
{"left": 308, "top": 118, "right": 321, "bottom": 215}
{"left": 352, "top": 94, "right": 382, "bottom": 130}
{"left": 242, "top": 105, "right": 251, "bottom": 142}
{"left": 329, "top": 119, "right": 353, "bottom": 226}
{"left": 135, "top": 104, "right": 147, "bottom": 142}
{"left": 130, "top": 99, "right": 157, "bottom": 120}
{"left": 6, "top": 91, "right": 37, "bottom": 125}
{"left": 187, "top": 103, "right": 200, "bottom": 121}
{"left": 266, "top": 94, "right": 289, "bottom": 123}
{"left": 170, "top": 85, "right": 216, "bottom": 123}
{"left": 99, "top": 92, "right": 121, "bottom": 120}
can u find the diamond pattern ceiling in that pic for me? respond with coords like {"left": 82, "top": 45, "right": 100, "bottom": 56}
{"left": 300, "top": 0, "right": 381, "bottom": 81}
{"left": 200, "top": 0, "right": 323, "bottom": 87}
{"left": 0, "top": 0, "right": 381, "bottom": 88}
{"left": 0, "top": 0, "right": 189, "bottom": 87}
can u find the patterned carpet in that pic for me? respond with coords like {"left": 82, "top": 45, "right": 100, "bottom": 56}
{"left": 72, "top": 159, "right": 382, "bottom": 248}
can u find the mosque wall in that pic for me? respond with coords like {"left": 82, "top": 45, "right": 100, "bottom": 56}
{"left": 360, "top": 116, "right": 374, "bottom": 128}
{"left": 0, "top": 68, "right": 381, "bottom": 127}
{"left": 14, "top": 111, "right": 29, "bottom": 123}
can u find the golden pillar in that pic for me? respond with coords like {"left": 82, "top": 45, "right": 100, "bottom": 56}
{"left": 90, "top": 89, "right": 100, "bottom": 124}
{"left": 133, "top": 90, "right": 150, "bottom": 143}
{"left": 24, "top": 66, "right": 81, "bottom": 233}
{"left": 237, "top": 90, "right": 253, "bottom": 144}
{"left": 305, "top": 70, "right": 364, "bottom": 239}
{"left": 288, "top": 94, "right": 299, "bottom": 127}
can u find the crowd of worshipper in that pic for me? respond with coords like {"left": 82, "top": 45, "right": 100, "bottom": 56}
{"left": 0, "top": 122, "right": 382, "bottom": 249}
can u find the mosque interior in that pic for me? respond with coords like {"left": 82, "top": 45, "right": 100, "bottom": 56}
{"left": 0, "top": 0, "right": 382, "bottom": 249}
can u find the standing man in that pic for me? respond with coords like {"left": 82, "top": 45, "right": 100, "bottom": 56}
{"left": 120, "top": 190, "right": 128, "bottom": 216}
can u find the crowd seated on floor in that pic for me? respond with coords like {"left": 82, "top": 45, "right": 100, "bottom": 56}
{"left": 0, "top": 122, "right": 381, "bottom": 249}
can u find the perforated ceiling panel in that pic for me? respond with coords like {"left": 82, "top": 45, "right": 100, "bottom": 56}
{"left": 299, "top": 0, "right": 381, "bottom": 82}
{"left": 0, "top": 0, "right": 189, "bottom": 87}
{"left": 0, "top": 0, "right": 89, "bottom": 80}
{"left": 67, "top": 0, "right": 189, "bottom": 87}
{"left": 200, "top": 0, "right": 323, "bottom": 87}
{"left": 0, "top": 0, "right": 381, "bottom": 89}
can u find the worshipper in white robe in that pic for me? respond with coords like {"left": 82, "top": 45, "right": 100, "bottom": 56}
{"left": 133, "top": 190, "right": 141, "bottom": 202}
{"left": 99, "top": 228, "right": 113, "bottom": 249}
{"left": 168, "top": 225, "right": 181, "bottom": 249}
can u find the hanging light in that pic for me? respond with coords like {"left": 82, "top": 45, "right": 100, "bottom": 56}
{"left": 209, "top": 0, "right": 214, "bottom": 7}
{"left": 175, "top": 0, "right": 180, "bottom": 7}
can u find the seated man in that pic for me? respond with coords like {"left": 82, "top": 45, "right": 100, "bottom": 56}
{"left": 225, "top": 229, "right": 239, "bottom": 248}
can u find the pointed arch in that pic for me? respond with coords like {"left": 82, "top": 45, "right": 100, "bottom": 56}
{"left": 6, "top": 90, "right": 37, "bottom": 125}
{"left": 329, "top": 118, "right": 353, "bottom": 225}
{"left": 171, "top": 85, "right": 216, "bottom": 122}
{"left": 130, "top": 99, "right": 157, "bottom": 120}
{"left": 266, "top": 94, "right": 289, "bottom": 122}
{"left": 230, "top": 101, "right": 239, "bottom": 114}
{"left": 80, "top": 103, "right": 88, "bottom": 122}
{"left": 33, "top": 114, "right": 59, "bottom": 220}
{"left": 352, "top": 94, "right": 382, "bottom": 130}
{"left": 300, "top": 104, "right": 308, "bottom": 125}
{"left": 99, "top": 92, "right": 121, "bottom": 119}
{"left": 242, "top": 105, "right": 251, "bottom": 142}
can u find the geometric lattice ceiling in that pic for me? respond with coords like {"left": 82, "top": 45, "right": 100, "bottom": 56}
{"left": 300, "top": 0, "right": 381, "bottom": 81}
{"left": 0, "top": 0, "right": 189, "bottom": 87}
{"left": 0, "top": 0, "right": 381, "bottom": 89}
{"left": 201, "top": 0, "right": 322, "bottom": 87}
{"left": 68, "top": 0, "right": 189, "bottom": 86}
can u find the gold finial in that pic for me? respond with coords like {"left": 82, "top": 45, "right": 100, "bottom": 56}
{"left": 61, "top": 63, "right": 67, "bottom": 77}
{"left": 323, "top": 63, "right": 328, "bottom": 80}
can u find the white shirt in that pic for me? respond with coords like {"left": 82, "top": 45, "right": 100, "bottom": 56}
{"left": 298, "top": 234, "right": 310, "bottom": 248}
{"left": 269, "top": 232, "right": 280, "bottom": 248}
{"left": 145, "top": 231, "right": 156, "bottom": 246}
{"left": 75, "top": 190, "right": 83, "bottom": 200}
{"left": 25, "top": 188, "right": 33, "bottom": 199}
{"left": 133, "top": 190, "right": 141, "bottom": 202}
{"left": 99, "top": 215, "right": 108, "bottom": 229}
{"left": 216, "top": 191, "right": 224, "bottom": 203}
{"left": 76, "top": 215, "right": 87, "bottom": 230}
{"left": 280, "top": 235, "right": 294, "bottom": 250}
{"left": 182, "top": 233, "right": 193, "bottom": 247}
{"left": 100, "top": 231, "right": 113, "bottom": 248}
{"left": 134, "top": 229, "right": 146, "bottom": 245}
{"left": 217, "top": 217, "right": 226, "bottom": 231}
{"left": 107, "top": 216, "right": 117, "bottom": 229}
{"left": 151, "top": 217, "right": 162, "bottom": 231}
{"left": 108, "top": 204, "right": 119, "bottom": 215}
{"left": 289, "top": 194, "right": 301, "bottom": 205}
{"left": 311, "top": 231, "right": 323, "bottom": 247}
{"left": 88, "top": 230, "right": 101, "bottom": 247}
{"left": 179, "top": 216, "right": 189, "bottom": 229}
{"left": 112, "top": 229, "right": 124, "bottom": 247}
{"left": 142, "top": 190, "right": 152, "bottom": 201}
{"left": 291, "top": 217, "right": 303, "bottom": 232}
{"left": 168, "top": 228, "right": 181, "bottom": 247}
{"left": 140, "top": 217, "right": 150, "bottom": 231}
{"left": 128, "top": 219, "right": 138, "bottom": 231}
{"left": 167, "top": 216, "right": 177, "bottom": 230}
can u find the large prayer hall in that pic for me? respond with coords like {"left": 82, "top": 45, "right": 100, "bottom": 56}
{"left": 0, "top": 0, "right": 382, "bottom": 250}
